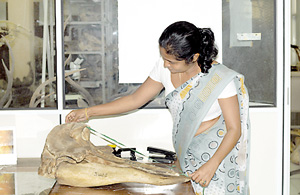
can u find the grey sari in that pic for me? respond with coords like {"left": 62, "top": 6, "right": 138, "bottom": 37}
{"left": 165, "top": 64, "right": 250, "bottom": 195}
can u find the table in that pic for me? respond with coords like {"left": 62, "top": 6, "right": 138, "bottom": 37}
{"left": 50, "top": 181, "right": 194, "bottom": 195}
{"left": 0, "top": 158, "right": 195, "bottom": 195}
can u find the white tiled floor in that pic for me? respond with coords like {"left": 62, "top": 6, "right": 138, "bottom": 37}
{"left": 291, "top": 163, "right": 300, "bottom": 195}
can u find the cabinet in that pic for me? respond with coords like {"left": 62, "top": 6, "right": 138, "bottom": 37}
{"left": 63, "top": 0, "right": 118, "bottom": 108}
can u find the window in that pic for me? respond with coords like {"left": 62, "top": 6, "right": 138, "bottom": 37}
{"left": 0, "top": 0, "right": 57, "bottom": 109}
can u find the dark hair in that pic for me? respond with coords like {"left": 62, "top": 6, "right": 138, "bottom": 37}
{"left": 158, "top": 21, "right": 218, "bottom": 73}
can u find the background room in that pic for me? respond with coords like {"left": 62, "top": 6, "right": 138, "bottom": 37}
{"left": 0, "top": 0, "right": 292, "bottom": 194}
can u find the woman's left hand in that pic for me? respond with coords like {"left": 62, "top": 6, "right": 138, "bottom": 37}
{"left": 189, "top": 159, "right": 219, "bottom": 187}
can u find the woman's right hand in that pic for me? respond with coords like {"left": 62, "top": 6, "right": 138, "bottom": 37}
{"left": 65, "top": 108, "right": 89, "bottom": 123}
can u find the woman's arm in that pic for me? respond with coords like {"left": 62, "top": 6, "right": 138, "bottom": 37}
{"left": 210, "top": 95, "right": 241, "bottom": 164}
{"left": 65, "top": 77, "right": 164, "bottom": 122}
{"left": 190, "top": 95, "right": 241, "bottom": 186}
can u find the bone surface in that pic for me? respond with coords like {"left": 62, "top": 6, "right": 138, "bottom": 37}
{"left": 38, "top": 123, "right": 189, "bottom": 187}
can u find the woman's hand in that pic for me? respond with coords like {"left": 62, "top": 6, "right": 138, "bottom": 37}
{"left": 189, "top": 159, "right": 219, "bottom": 187}
{"left": 65, "top": 108, "right": 88, "bottom": 123}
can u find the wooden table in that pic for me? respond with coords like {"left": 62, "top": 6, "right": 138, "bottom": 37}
{"left": 49, "top": 181, "right": 195, "bottom": 195}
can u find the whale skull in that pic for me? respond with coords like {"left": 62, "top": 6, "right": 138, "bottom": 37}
{"left": 38, "top": 122, "right": 189, "bottom": 187}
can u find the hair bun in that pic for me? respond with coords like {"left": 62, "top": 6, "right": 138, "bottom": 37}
{"left": 197, "top": 28, "right": 218, "bottom": 73}
{"left": 198, "top": 28, "right": 215, "bottom": 40}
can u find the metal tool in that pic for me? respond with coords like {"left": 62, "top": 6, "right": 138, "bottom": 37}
{"left": 147, "top": 146, "right": 177, "bottom": 163}
{"left": 112, "top": 147, "right": 138, "bottom": 161}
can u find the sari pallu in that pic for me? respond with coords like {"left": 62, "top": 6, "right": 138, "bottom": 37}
{"left": 165, "top": 64, "right": 250, "bottom": 195}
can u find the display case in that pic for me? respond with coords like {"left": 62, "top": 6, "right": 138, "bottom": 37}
{"left": 0, "top": 0, "right": 57, "bottom": 109}
{"left": 0, "top": 0, "right": 278, "bottom": 110}
{"left": 63, "top": 0, "right": 119, "bottom": 108}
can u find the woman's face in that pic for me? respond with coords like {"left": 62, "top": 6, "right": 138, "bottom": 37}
{"left": 159, "top": 47, "right": 197, "bottom": 74}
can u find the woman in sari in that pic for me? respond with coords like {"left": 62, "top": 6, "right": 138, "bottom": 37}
{"left": 66, "top": 21, "right": 250, "bottom": 195}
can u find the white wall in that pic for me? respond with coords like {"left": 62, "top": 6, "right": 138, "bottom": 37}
{"left": 118, "top": 0, "right": 222, "bottom": 83}
{"left": 0, "top": 107, "right": 284, "bottom": 195}
{"left": 0, "top": 111, "right": 60, "bottom": 158}
{"left": 248, "top": 109, "right": 283, "bottom": 195}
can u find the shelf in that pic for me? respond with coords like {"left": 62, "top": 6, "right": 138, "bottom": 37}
{"left": 249, "top": 102, "right": 274, "bottom": 107}
{"left": 291, "top": 71, "right": 300, "bottom": 77}
{"left": 64, "top": 51, "right": 102, "bottom": 55}
{"left": 66, "top": 21, "right": 102, "bottom": 25}
{"left": 80, "top": 80, "right": 104, "bottom": 88}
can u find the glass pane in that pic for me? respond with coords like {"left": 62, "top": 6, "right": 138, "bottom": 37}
{"left": 62, "top": 0, "right": 163, "bottom": 108}
{"left": 63, "top": 0, "right": 276, "bottom": 109}
{"left": 63, "top": 0, "right": 118, "bottom": 108}
{"left": 222, "top": 0, "right": 276, "bottom": 106}
{"left": 0, "top": 0, "right": 57, "bottom": 109}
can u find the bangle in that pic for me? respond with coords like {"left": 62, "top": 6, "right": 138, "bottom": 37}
{"left": 85, "top": 108, "right": 89, "bottom": 120}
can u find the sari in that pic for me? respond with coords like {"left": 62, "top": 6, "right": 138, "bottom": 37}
{"left": 165, "top": 64, "right": 250, "bottom": 195}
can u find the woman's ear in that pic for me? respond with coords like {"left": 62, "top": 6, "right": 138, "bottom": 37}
{"left": 193, "top": 53, "right": 200, "bottom": 62}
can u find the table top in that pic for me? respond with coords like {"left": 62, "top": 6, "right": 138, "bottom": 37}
{"left": 0, "top": 158, "right": 195, "bottom": 195}
{"left": 50, "top": 181, "right": 194, "bottom": 195}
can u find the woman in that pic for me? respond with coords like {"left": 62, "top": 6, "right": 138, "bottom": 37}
{"left": 66, "top": 21, "right": 250, "bottom": 195}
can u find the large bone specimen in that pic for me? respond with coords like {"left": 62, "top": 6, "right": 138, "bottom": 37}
{"left": 29, "top": 69, "right": 95, "bottom": 107}
{"left": 291, "top": 137, "right": 300, "bottom": 165}
{"left": 38, "top": 123, "right": 189, "bottom": 187}
{"left": 0, "top": 38, "right": 14, "bottom": 108}
{"left": 291, "top": 129, "right": 300, "bottom": 165}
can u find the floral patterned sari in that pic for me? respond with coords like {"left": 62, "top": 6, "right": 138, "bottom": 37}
{"left": 165, "top": 64, "right": 250, "bottom": 195}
